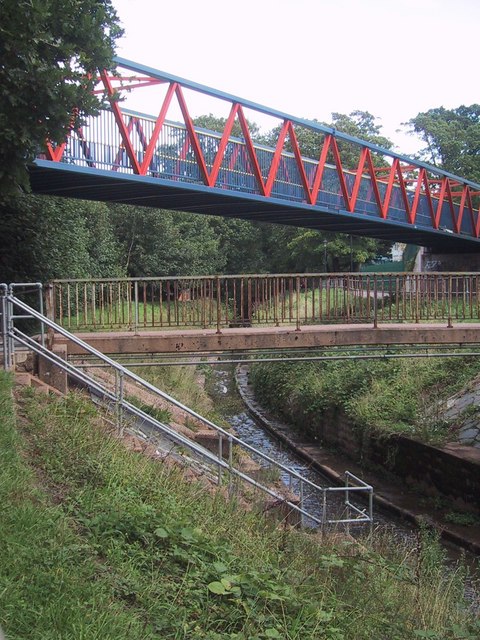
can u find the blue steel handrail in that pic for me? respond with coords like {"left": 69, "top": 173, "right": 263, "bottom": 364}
{"left": 56, "top": 109, "right": 473, "bottom": 238}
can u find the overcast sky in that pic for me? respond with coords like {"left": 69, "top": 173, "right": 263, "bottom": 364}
{"left": 111, "top": 0, "right": 479, "bottom": 156}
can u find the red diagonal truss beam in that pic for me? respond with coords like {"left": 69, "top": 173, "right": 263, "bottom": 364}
{"left": 42, "top": 65, "right": 480, "bottom": 240}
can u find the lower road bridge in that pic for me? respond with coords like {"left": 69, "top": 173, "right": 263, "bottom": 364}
{"left": 58, "top": 322, "right": 480, "bottom": 357}
{"left": 45, "top": 272, "right": 480, "bottom": 356}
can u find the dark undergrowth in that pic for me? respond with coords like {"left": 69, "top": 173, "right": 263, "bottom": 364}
{"left": 0, "top": 370, "right": 478, "bottom": 639}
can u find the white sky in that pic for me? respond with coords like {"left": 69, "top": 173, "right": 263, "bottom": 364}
{"left": 112, "top": 0, "right": 480, "bottom": 156}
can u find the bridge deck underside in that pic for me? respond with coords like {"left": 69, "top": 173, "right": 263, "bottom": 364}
{"left": 58, "top": 323, "right": 480, "bottom": 356}
{"left": 29, "top": 162, "right": 478, "bottom": 252}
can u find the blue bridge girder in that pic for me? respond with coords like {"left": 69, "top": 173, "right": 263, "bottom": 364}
{"left": 29, "top": 57, "right": 480, "bottom": 251}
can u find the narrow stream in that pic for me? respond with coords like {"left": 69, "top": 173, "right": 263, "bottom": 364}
{"left": 208, "top": 365, "right": 398, "bottom": 533}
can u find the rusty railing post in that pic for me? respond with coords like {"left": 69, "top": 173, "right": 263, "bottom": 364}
{"left": 216, "top": 276, "right": 222, "bottom": 334}
{"left": 295, "top": 276, "right": 301, "bottom": 331}
{"left": 44, "top": 283, "right": 56, "bottom": 349}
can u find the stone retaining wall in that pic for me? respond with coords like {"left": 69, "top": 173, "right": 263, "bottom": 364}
{"left": 315, "top": 409, "right": 480, "bottom": 512}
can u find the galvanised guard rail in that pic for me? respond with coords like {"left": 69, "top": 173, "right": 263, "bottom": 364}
{"left": 1, "top": 284, "right": 373, "bottom": 531}
{"left": 47, "top": 272, "right": 480, "bottom": 332}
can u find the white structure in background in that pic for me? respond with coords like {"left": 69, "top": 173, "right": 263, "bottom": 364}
{"left": 391, "top": 243, "right": 406, "bottom": 262}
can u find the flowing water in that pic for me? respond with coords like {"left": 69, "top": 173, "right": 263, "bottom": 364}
{"left": 208, "top": 365, "right": 399, "bottom": 533}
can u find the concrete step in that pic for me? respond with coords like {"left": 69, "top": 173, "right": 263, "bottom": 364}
{"left": 14, "top": 372, "right": 64, "bottom": 396}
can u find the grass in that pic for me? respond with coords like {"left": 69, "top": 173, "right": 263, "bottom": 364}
{"left": 249, "top": 353, "right": 480, "bottom": 445}
{"left": 126, "top": 393, "right": 173, "bottom": 424}
{"left": 133, "top": 363, "right": 221, "bottom": 423}
{"left": 0, "top": 372, "right": 479, "bottom": 638}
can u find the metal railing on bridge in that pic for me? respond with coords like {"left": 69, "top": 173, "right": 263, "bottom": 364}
{"left": 47, "top": 272, "right": 480, "bottom": 333}
{"left": 43, "top": 108, "right": 457, "bottom": 237}
{"left": 35, "top": 58, "right": 480, "bottom": 247}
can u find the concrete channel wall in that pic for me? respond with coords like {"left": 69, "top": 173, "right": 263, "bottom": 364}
{"left": 236, "top": 365, "right": 480, "bottom": 517}
{"left": 316, "top": 408, "right": 480, "bottom": 512}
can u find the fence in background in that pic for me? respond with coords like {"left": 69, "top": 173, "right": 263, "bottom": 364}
{"left": 47, "top": 272, "right": 480, "bottom": 332}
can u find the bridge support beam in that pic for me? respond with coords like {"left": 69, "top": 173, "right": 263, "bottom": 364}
{"left": 57, "top": 324, "right": 480, "bottom": 357}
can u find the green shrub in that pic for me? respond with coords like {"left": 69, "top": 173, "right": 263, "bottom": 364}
{"left": 250, "top": 353, "right": 480, "bottom": 445}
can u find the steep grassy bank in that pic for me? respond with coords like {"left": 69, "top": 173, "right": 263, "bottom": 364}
{"left": 0, "top": 371, "right": 478, "bottom": 639}
{"left": 249, "top": 354, "right": 480, "bottom": 445}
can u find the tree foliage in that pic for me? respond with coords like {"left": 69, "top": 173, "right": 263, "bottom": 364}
{"left": 0, "top": 195, "right": 123, "bottom": 282}
{"left": 260, "top": 111, "right": 394, "bottom": 270}
{"left": 284, "top": 230, "right": 385, "bottom": 272}
{"left": 0, "top": 0, "right": 123, "bottom": 195}
{"left": 109, "top": 205, "right": 225, "bottom": 277}
{"left": 265, "top": 110, "right": 392, "bottom": 167}
{"left": 194, "top": 114, "right": 262, "bottom": 142}
{"left": 406, "top": 105, "right": 480, "bottom": 183}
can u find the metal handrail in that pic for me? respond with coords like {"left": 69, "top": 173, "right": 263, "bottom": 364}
{"left": 0, "top": 284, "right": 7, "bottom": 369}
{"left": 2, "top": 287, "right": 374, "bottom": 529}
{"left": 46, "top": 272, "right": 480, "bottom": 333}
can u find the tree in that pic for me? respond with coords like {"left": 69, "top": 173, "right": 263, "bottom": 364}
{"left": 0, "top": 0, "right": 123, "bottom": 195}
{"left": 194, "top": 114, "right": 262, "bottom": 142}
{"left": 264, "top": 110, "right": 392, "bottom": 167}
{"left": 109, "top": 205, "right": 225, "bottom": 278}
{"left": 209, "top": 218, "right": 268, "bottom": 274}
{"left": 328, "top": 110, "right": 393, "bottom": 169}
{"left": 406, "top": 105, "right": 480, "bottom": 183}
{"left": 0, "top": 195, "right": 123, "bottom": 282}
{"left": 284, "top": 230, "right": 387, "bottom": 272}
{"left": 261, "top": 112, "right": 393, "bottom": 271}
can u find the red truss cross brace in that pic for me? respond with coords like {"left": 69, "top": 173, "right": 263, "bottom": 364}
{"left": 42, "top": 66, "right": 480, "bottom": 238}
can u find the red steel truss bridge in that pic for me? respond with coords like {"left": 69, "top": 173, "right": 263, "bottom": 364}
{"left": 30, "top": 58, "right": 480, "bottom": 251}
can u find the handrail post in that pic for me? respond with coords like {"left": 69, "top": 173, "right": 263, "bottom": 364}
{"left": 45, "top": 283, "right": 55, "bottom": 322}
{"left": 299, "top": 478, "right": 304, "bottom": 527}
{"left": 1, "top": 285, "right": 9, "bottom": 371}
{"left": 228, "top": 435, "right": 233, "bottom": 495}
{"left": 415, "top": 274, "right": 420, "bottom": 323}
{"left": 447, "top": 275, "right": 453, "bottom": 328}
{"left": 44, "top": 283, "right": 56, "bottom": 349}
{"left": 134, "top": 281, "right": 139, "bottom": 334}
{"left": 115, "top": 369, "right": 125, "bottom": 436}
{"left": 216, "top": 276, "right": 222, "bottom": 334}
{"left": 38, "top": 283, "right": 45, "bottom": 348}
{"left": 274, "top": 277, "right": 279, "bottom": 327}
{"left": 373, "top": 275, "right": 378, "bottom": 328}
{"left": 218, "top": 434, "right": 223, "bottom": 485}
{"left": 345, "top": 473, "right": 350, "bottom": 536}
{"left": 369, "top": 485, "right": 374, "bottom": 537}
{"left": 295, "top": 276, "right": 301, "bottom": 331}
{"left": 322, "top": 489, "right": 327, "bottom": 535}
{"left": 6, "top": 286, "right": 15, "bottom": 370}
